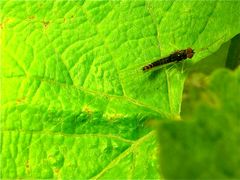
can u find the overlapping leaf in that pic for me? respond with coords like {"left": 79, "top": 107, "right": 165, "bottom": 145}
{"left": 159, "top": 68, "right": 240, "bottom": 178}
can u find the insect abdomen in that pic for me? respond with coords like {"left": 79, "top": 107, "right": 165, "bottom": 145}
{"left": 142, "top": 57, "right": 169, "bottom": 71}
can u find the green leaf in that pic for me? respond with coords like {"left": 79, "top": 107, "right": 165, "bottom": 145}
{"left": 158, "top": 67, "right": 240, "bottom": 178}
{"left": 225, "top": 33, "right": 240, "bottom": 70}
{"left": 0, "top": 1, "right": 240, "bottom": 179}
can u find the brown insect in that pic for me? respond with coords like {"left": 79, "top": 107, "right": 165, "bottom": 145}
{"left": 142, "top": 48, "right": 194, "bottom": 71}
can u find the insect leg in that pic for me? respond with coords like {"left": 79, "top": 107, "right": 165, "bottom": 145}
{"left": 195, "top": 34, "right": 227, "bottom": 54}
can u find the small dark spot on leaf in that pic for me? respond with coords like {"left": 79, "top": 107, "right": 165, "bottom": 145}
{"left": 26, "top": 161, "right": 29, "bottom": 168}
{"left": 54, "top": 168, "right": 60, "bottom": 174}
{"left": 83, "top": 106, "right": 92, "bottom": 114}
{"left": 16, "top": 97, "right": 26, "bottom": 104}
{"left": 42, "top": 21, "right": 50, "bottom": 28}
{"left": 28, "top": 16, "right": 35, "bottom": 20}
{"left": 25, "top": 160, "right": 30, "bottom": 174}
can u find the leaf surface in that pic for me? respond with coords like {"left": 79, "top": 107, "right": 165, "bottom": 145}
{"left": 0, "top": 1, "right": 240, "bottom": 178}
